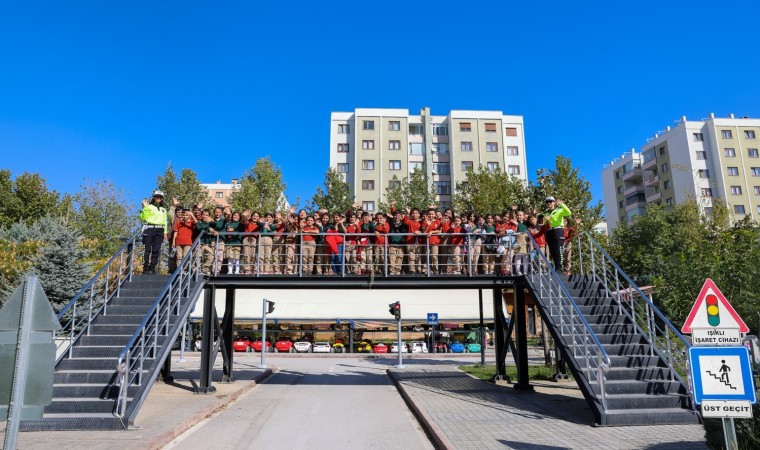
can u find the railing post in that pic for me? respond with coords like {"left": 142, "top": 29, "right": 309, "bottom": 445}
{"left": 299, "top": 234, "right": 303, "bottom": 277}
{"left": 598, "top": 352, "right": 607, "bottom": 411}
{"left": 590, "top": 242, "right": 596, "bottom": 283}
{"left": 213, "top": 235, "right": 220, "bottom": 276}
{"left": 117, "top": 249, "right": 124, "bottom": 297}
{"left": 138, "top": 329, "right": 145, "bottom": 386}
{"left": 87, "top": 285, "right": 94, "bottom": 335}
{"left": 69, "top": 302, "right": 76, "bottom": 359}
{"left": 127, "top": 238, "right": 135, "bottom": 282}
{"left": 384, "top": 239, "right": 389, "bottom": 277}
{"left": 426, "top": 238, "right": 431, "bottom": 277}
{"left": 577, "top": 235, "right": 583, "bottom": 274}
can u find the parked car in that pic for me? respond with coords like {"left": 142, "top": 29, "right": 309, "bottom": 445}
{"left": 390, "top": 342, "right": 409, "bottom": 353}
{"left": 313, "top": 342, "right": 332, "bottom": 353}
{"left": 372, "top": 343, "right": 389, "bottom": 353}
{"left": 464, "top": 338, "right": 481, "bottom": 353}
{"left": 274, "top": 337, "right": 294, "bottom": 353}
{"left": 250, "top": 338, "right": 272, "bottom": 352}
{"left": 410, "top": 341, "right": 428, "bottom": 353}
{"left": 332, "top": 339, "right": 346, "bottom": 353}
{"left": 233, "top": 337, "right": 251, "bottom": 352}
{"left": 356, "top": 340, "right": 373, "bottom": 353}
{"left": 449, "top": 341, "right": 466, "bottom": 353}
{"left": 294, "top": 340, "right": 313, "bottom": 353}
{"left": 434, "top": 341, "right": 448, "bottom": 353}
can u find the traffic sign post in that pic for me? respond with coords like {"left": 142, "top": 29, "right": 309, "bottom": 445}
{"left": 427, "top": 313, "right": 438, "bottom": 326}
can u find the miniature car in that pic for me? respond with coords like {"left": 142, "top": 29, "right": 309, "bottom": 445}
{"left": 434, "top": 341, "right": 448, "bottom": 353}
{"left": 372, "top": 343, "right": 389, "bottom": 353}
{"left": 332, "top": 339, "right": 346, "bottom": 353}
{"left": 313, "top": 342, "right": 332, "bottom": 353}
{"left": 293, "top": 340, "right": 313, "bottom": 353}
{"left": 410, "top": 341, "right": 428, "bottom": 353}
{"left": 233, "top": 337, "right": 251, "bottom": 352}
{"left": 449, "top": 341, "right": 466, "bottom": 353}
{"left": 274, "top": 337, "right": 294, "bottom": 353}
{"left": 250, "top": 338, "right": 272, "bottom": 352}
{"left": 355, "top": 340, "right": 373, "bottom": 353}
{"left": 464, "top": 339, "right": 481, "bottom": 353}
{"left": 390, "top": 342, "right": 409, "bottom": 353}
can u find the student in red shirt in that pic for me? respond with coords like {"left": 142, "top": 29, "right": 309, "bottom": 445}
{"left": 393, "top": 203, "right": 423, "bottom": 274}
{"left": 344, "top": 214, "right": 361, "bottom": 274}
{"left": 300, "top": 216, "right": 319, "bottom": 275}
{"left": 373, "top": 212, "right": 390, "bottom": 275}
{"left": 422, "top": 209, "right": 442, "bottom": 274}
{"left": 241, "top": 211, "right": 260, "bottom": 274}
{"left": 172, "top": 209, "right": 197, "bottom": 266}
{"left": 443, "top": 215, "right": 465, "bottom": 274}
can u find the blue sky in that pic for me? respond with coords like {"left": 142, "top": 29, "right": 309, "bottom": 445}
{"left": 2, "top": 1, "right": 759, "bottom": 213}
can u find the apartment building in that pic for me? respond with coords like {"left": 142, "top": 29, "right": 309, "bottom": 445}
{"left": 603, "top": 113, "right": 760, "bottom": 231}
{"left": 329, "top": 107, "right": 527, "bottom": 212}
{"left": 201, "top": 179, "right": 290, "bottom": 210}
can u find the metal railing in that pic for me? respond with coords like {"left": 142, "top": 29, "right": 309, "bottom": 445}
{"left": 208, "top": 231, "right": 529, "bottom": 277}
{"left": 577, "top": 231, "right": 691, "bottom": 386}
{"left": 115, "top": 233, "right": 203, "bottom": 418}
{"left": 526, "top": 233, "right": 611, "bottom": 411}
{"left": 54, "top": 231, "right": 142, "bottom": 361}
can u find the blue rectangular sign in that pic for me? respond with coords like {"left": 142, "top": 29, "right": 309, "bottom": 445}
{"left": 427, "top": 313, "right": 438, "bottom": 326}
{"left": 688, "top": 346, "right": 757, "bottom": 404}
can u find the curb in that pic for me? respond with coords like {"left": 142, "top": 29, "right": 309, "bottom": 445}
{"left": 386, "top": 369, "right": 455, "bottom": 450}
{"left": 144, "top": 369, "right": 272, "bottom": 449}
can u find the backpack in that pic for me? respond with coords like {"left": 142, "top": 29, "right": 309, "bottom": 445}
{"left": 484, "top": 235, "right": 498, "bottom": 252}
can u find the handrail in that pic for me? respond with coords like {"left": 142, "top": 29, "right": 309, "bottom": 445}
{"left": 115, "top": 232, "right": 204, "bottom": 419}
{"left": 525, "top": 233, "right": 611, "bottom": 410}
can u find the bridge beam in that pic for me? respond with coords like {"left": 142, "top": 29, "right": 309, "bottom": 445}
{"left": 221, "top": 288, "right": 236, "bottom": 382}
{"left": 513, "top": 280, "right": 534, "bottom": 391}
{"left": 197, "top": 286, "right": 217, "bottom": 393}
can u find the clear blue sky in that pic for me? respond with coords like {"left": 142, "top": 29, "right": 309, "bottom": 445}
{"left": 2, "top": 1, "right": 759, "bottom": 213}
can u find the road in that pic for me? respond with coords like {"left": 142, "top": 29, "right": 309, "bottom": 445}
{"left": 163, "top": 356, "right": 436, "bottom": 450}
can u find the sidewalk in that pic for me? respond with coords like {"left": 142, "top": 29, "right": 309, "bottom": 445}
{"left": 388, "top": 366, "right": 709, "bottom": 450}
{"left": 1, "top": 357, "right": 270, "bottom": 450}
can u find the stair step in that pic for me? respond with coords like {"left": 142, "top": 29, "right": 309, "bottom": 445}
{"left": 89, "top": 324, "right": 142, "bottom": 335}
{"left": 577, "top": 305, "right": 626, "bottom": 316}
{"left": 77, "top": 335, "right": 133, "bottom": 347}
{"left": 564, "top": 288, "right": 608, "bottom": 299}
{"left": 52, "top": 384, "right": 138, "bottom": 399}
{"left": 102, "top": 305, "right": 155, "bottom": 316}
{"left": 595, "top": 334, "right": 647, "bottom": 345}
{"left": 591, "top": 380, "right": 687, "bottom": 395}
{"left": 58, "top": 359, "right": 119, "bottom": 371}
{"left": 72, "top": 346, "right": 127, "bottom": 358}
{"left": 602, "top": 343, "right": 655, "bottom": 356}
{"left": 583, "top": 314, "right": 629, "bottom": 325}
{"left": 20, "top": 417, "right": 126, "bottom": 431}
{"left": 603, "top": 408, "right": 700, "bottom": 426}
{"left": 607, "top": 355, "right": 668, "bottom": 368}
{"left": 46, "top": 399, "right": 119, "bottom": 414}
{"left": 108, "top": 296, "right": 158, "bottom": 306}
{"left": 55, "top": 371, "right": 118, "bottom": 385}
{"left": 589, "top": 323, "right": 638, "bottom": 334}
{"left": 92, "top": 314, "right": 146, "bottom": 325}
{"left": 591, "top": 366, "right": 674, "bottom": 381}
{"left": 605, "top": 393, "right": 689, "bottom": 410}
{"left": 574, "top": 296, "right": 616, "bottom": 307}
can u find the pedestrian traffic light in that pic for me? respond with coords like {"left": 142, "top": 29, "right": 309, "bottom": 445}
{"left": 705, "top": 294, "right": 719, "bottom": 326}
{"left": 388, "top": 301, "right": 401, "bottom": 320}
{"left": 266, "top": 300, "right": 275, "bottom": 315}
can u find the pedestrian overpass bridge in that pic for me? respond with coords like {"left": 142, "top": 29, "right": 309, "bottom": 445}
{"left": 18, "top": 232, "right": 700, "bottom": 432}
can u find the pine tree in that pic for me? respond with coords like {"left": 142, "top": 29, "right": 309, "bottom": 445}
{"left": 72, "top": 180, "right": 137, "bottom": 258}
{"left": 229, "top": 157, "right": 287, "bottom": 214}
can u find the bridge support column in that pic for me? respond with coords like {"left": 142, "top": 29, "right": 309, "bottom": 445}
{"left": 221, "top": 288, "right": 236, "bottom": 382}
{"left": 493, "top": 288, "right": 508, "bottom": 380}
{"left": 513, "top": 280, "right": 534, "bottom": 391}
{"left": 197, "top": 286, "right": 217, "bottom": 393}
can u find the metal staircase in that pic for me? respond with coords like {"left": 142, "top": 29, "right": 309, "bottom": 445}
{"left": 20, "top": 233, "right": 205, "bottom": 431}
{"left": 524, "top": 232, "right": 700, "bottom": 426}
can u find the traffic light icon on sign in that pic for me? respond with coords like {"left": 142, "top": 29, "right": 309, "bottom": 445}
{"left": 705, "top": 294, "right": 719, "bottom": 326}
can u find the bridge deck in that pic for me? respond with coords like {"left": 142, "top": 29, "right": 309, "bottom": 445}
{"left": 205, "top": 274, "right": 520, "bottom": 289}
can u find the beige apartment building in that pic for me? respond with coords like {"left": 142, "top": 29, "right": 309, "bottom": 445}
{"left": 603, "top": 113, "right": 760, "bottom": 231}
{"left": 329, "top": 107, "right": 527, "bottom": 212}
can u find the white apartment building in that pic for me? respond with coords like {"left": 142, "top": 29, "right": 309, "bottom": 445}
{"left": 603, "top": 113, "right": 760, "bottom": 231}
{"left": 329, "top": 107, "right": 527, "bottom": 212}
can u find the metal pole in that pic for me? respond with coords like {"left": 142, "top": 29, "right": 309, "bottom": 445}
{"left": 178, "top": 320, "right": 187, "bottom": 362}
{"left": 723, "top": 418, "right": 738, "bottom": 450}
{"left": 396, "top": 316, "right": 404, "bottom": 369}
{"left": 479, "top": 289, "right": 485, "bottom": 365}
{"left": 259, "top": 298, "right": 268, "bottom": 369}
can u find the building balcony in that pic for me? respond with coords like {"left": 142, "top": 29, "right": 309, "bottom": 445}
{"left": 646, "top": 190, "right": 661, "bottom": 203}
{"left": 642, "top": 156, "right": 658, "bottom": 171}
{"left": 622, "top": 167, "right": 643, "bottom": 182}
{"left": 623, "top": 184, "right": 644, "bottom": 196}
{"left": 644, "top": 174, "right": 659, "bottom": 186}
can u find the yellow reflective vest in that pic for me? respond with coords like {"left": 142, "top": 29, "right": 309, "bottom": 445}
{"left": 140, "top": 204, "right": 168, "bottom": 234}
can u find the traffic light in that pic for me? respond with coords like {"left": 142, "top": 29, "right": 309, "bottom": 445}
{"left": 388, "top": 301, "right": 401, "bottom": 320}
{"left": 266, "top": 300, "right": 275, "bottom": 315}
{"left": 705, "top": 294, "right": 719, "bottom": 326}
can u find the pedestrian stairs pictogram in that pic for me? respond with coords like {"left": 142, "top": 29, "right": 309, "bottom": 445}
{"left": 705, "top": 370, "right": 737, "bottom": 390}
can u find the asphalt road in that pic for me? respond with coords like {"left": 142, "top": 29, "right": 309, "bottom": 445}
{"left": 163, "top": 357, "right": 435, "bottom": 450}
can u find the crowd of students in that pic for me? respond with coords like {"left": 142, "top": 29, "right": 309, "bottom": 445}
{"left": 141, "top": 191, "right": 577, "bottom": 277}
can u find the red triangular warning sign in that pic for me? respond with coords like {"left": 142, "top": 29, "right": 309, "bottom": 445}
{"left": 681, "top": 278, "right": 749, "bottom": 333}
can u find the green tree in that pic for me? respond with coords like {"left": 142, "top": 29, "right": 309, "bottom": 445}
{"left": 156, "top": 164, "right": 207, "bottom": 208}
{"left": 72, "top": 180, "right": 138, "bottom": 258}
{"left": 0, "top": 170, "right": 61, "bottom": 227}
{"left": 309, "top": 167, "right": 354, "bottom": 213}
{"left": 379, "top": 169, "right": 437, "bottom": 212}
{"left": 0, "top": 239, "right": 42, "bottom": 306}
{"left": 229, "top": 157, "right": 287, "bottom": 214}
{"left": 453, "top": 166, "right": 532, "bottom": 214}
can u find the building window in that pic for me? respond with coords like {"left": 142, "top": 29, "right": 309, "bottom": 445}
{"left": 721, "top": 130, "right": 733, "bottom": 139}
{"left": 433, "top": 143, "right": 449, "bottom": 154}
{"left": 408, "top": 123, "right": 423, "bottom": 135}
{"left": 389, "top": 179, "right": 401, "bottom": 189}
{"left": 698, "top": 169, "right": 710, "bottom": 178}
{"left": 505, "top": 127, "right": 517, "bottom": 137}
{"left": 752, "top": 167, "right": 760, "bottom": 176}
{"left": 487, "top": 162, "right": 500, "bottom": 172}
{"left": 409, "top": 143, "right": 424, "bottom": 155}
{"left": 408, "top": 162, "right": 423, "bottom": 172}
{"left": 215, "top": 192, "right": 224, "bottom": 198}
{"left": 749, "top": 148, "right": 759, "bottom": 158}
{"left": 506, "top": 146, "right": 519, "bottom": 156}
{"left": 615, "top": 170, "right": 620, "bottom": 179}
{"left": 389, "top": 160, "right": 401, "bottom": 170}
{"left": 507, "top": 165, "right": 521, "bottom": 175}
{"left": 337, "top": 163, "right": 349, "bottom": 173}
{"left": 731, "top": 186, "right": 743, "bottom": 195}
{"left": 362, "top": 201, "right": 375, "bottom": 212}
{"left": 362, "top": 180, "right": 375, "bottom": 190}
{"left": 659, "top": 146, "right": 666, "bottom": 155}
{"left": 727, "top": 167, "right": 739, "bottom": 176}
{"left": 734, "top": 205, "right": 745, "bottom": 214}
{"left": 661, "top": 163, "right": 669, "bottom": 173}
{"left": 338, "top": 124, "right": 350, "bottom": 134}
{"left": 388, "top": 121, "right": 400, "bottom": 131}
{"left": 755, "top": 186, "right": 760, "bottom": 195}
{"left": 618, "top": 200, "right": 624, "bottom": 209}
{"left": 362, "top": 160, "right": 375, "bottom": 170}
{"left": 617, "top": 185, "right": 623, "bottom": 194}
{"left": 459, "top": 122, "right": 472, "bottom": 132}
{"left": 337, "top": 143, "right": 350, "bottom": 153}
{"left": 485, "top": 123, "right": 497, "bottom": 133}
{"left": 664, "top": 179, "right": 671, "bottom": 190}
{"left": 461, "top": 161, "right": 473, "bottom": 171}
{"left": 432, "top": 124, "right": 448, "bottom": 136}
{"left": 745, "top": 130, "right": 756, "bottom": 139}
{"left": 724, "top": 148, "right": 736, "bottom": 157}
{"left": 693, "top": 133, "right": 704, "bottom": 142}
{"left": 389, "top": 140, "right": 401, "bottom": 150}
{"left": 701, "top": 188, "right": 713, "bottom": 197}
{"left": 362, "top": 120, "right": 375, "bottom": 130}
{"left": 696, "top": 151, "right": 706, "bottom": 160}
{"left": 434, "top": 181, "right": 451, "bottom": 195}
{"left": 666, "top": 198, "right": 673, "bottom": 206}
{"left": 486, "top": 142, "right": 498, "bottom": 152}
{"left": 461, "top": 141, "right": 473, "bottom": 152}
{"left": 362, "top": 140, "right": 375, "bottom": 150}
{"left": 433, "top": 163, "right": 450, "bottom": 175}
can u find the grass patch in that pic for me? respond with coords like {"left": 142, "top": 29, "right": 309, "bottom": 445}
{"left": 459, "top": 364, "right": 566, "bottom": 382}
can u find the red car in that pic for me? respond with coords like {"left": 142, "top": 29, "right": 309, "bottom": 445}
{"left": 274, "top": 338, "right": 294, "bottom": 353}
{"left": 251, "top": 338, "right": 272, "bottom": 352}
{"left": 372, "top": 343, "right": 389, "bottom": 353}
{"left": 434, "top": 341, "right": 448, "bottom": 353}
{"left": 233, "top": 337, "right": 251, "bottom": 352}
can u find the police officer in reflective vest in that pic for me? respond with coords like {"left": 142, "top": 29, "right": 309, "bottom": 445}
{"left": 543, "top": 196, "right": 571, "bottom": 272}
{"left": 140, "top": 190, "right": 169, "bottom": 274}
